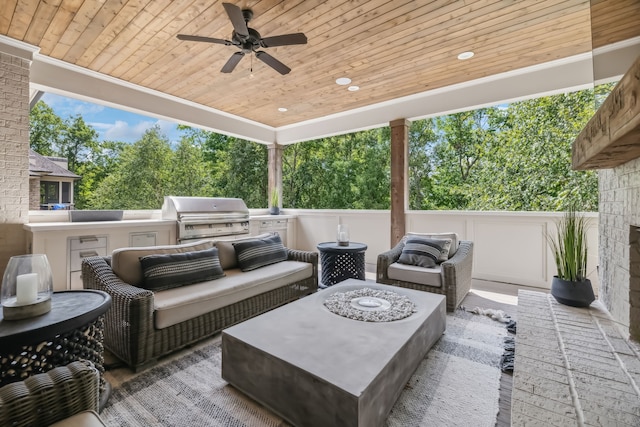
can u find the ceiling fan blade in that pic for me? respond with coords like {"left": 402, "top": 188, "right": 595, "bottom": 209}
{"left": 177, "top": 34, "right": 231, "bottom": 45}
{"left": 222, "top": 3, "right": 249, "bottom": 38}
{"left": 260, "top": 33, "right": 307, "bottom": 48}
{"left": 221, "top": 52, "right": 245, "bottom": 73}
{"left": 255, "top": 51, "right": 291, "bottom": 75}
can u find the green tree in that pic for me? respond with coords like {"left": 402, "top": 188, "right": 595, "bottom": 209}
{"left": 90, "top": 126, "right": 173, "bottom": 209}
{"left": 179, "top": 126, "right": 268, "bottom": 207}
{"left": 169, "top": 137, "right": 213, "bottom": 197}
{"left": 59, "top": 115, "right": 99, "bottom": 173}
{"left": 29, "top": 101, "right": 65, "bottom": 155}
{"left": 408, "top": 119, "right": 437, "bottom": 210}
{"left": 468, "top": 90, "right": 598, "bottom": 211}
{"left": 283, "top": 129, "right": 391, "bottom": 209}
{"left": 76, "top": 141, "right": 126, "bottom": 209}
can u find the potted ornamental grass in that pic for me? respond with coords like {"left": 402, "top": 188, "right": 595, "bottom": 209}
{"left": 269, "top": 187, "right": 280, "bottom": 215}
{"left": 547, "top": 207, "right": 595, "bottom": 307}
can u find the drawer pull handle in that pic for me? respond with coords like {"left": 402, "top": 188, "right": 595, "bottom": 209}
{"left": 79, "top": 236, "right": 99, "bottom": 243}
{"left": 80, "top": 251, "right": 99, "bottom": 258}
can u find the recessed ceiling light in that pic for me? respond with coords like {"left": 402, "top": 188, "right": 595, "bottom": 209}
{"left": 457, "top": 51, "right": 474, "bottom": 60}
{"left": 348, "top": 85, "right": 360, "bottom": 92}
{"left": 335, "top": 77, "right": 352, "bottom": 85}
{"left": 278, "top": 107, "right": 288, "bottom": 112}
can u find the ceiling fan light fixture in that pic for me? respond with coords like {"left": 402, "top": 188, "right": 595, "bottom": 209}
{"left": 335, "top": 77, "right": 351, "bottom": 85}
{"left": 278, "top": 107, "right": 288, "bottom": 112}
{"left": 457, "top": 51, "right": 474, "bottom": 60}
{"left": 348, "top": 85, "right": 360, "bottom": 92}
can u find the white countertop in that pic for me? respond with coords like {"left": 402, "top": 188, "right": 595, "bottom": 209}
{"left": 23, "top": 219, "right": 177, "bottom": 232}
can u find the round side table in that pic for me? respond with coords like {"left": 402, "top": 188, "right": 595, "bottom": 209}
{"left": 0, "top": 290, "right": 112, "bottom": 409}
{"left": 316, "top": 242, "right": 368, "bottom": 287}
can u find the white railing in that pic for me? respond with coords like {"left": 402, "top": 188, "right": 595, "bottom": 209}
{"left": 284, "top": 209, "right": 600, "bottom": 293}
{"left": 27, "top": 208, "right": 600, "bottom": 293}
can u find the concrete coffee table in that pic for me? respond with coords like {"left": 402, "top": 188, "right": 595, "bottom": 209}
{"left": 222, "top": 279, "right": 446, "bottom": 427}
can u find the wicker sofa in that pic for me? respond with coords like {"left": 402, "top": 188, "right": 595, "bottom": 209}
{"left": 376, "top": 233, "right": 473, "bottom": 312}
{"left": 82, "top": 235, "right": 318, "bottom": 371}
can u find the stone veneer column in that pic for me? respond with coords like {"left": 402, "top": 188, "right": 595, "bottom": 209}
{"left": 390, "top": 119, "right": 409, "bottom": 247}
{"left": 598, "top": 159, "right": 640, "bottom": 341}
{"left": 0, "top": 41, "right": 34, "bottom": 273}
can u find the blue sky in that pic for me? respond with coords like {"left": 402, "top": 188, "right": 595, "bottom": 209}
{"left": 42, "top": 93, "right": 181, "bottom": 143}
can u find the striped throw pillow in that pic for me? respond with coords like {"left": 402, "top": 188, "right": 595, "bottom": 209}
{"left": 397, "top": 237, "right": 452, "bottom": 268}
{"left": 140, "top": 247, "right": 225, "bottom": 291}
{"left": 233, "top": 234, "right": 288, "bottom": 272}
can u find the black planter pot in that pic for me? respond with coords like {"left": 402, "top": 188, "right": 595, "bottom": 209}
{"left": 269, "top": 207, "right": 280, "bottom": 215}
{"left": 551, "top": 277, "right": 595, "bottom": 307}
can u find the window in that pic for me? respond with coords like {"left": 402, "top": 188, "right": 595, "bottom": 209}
{"left": 61, "top": 182, "right": 71, "bottom": 203}
{"left": 41, "top": 181, "right": 59, "bottom": 204}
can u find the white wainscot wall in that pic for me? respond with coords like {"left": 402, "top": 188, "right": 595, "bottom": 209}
{"left": 285, "top": 209, "right": 599, "bottom": 293}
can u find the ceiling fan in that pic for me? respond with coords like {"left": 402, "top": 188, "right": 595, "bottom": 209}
{"left": 177, "top": 2, "right": 307, "bottom": 75}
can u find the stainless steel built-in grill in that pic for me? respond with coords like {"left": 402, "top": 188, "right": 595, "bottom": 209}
{"left": 161, "top": 196, "right": 250, "bottom": 243}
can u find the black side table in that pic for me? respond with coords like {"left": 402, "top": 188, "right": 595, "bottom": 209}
{"left": 0, "top": 290, "right": 112, "bottom": 409}
{"left": 316, "top": 242, "right": 368, "bottom": 287}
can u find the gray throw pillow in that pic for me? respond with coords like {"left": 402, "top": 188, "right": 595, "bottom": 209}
{"left": 139, "top": 247, "right": 225, "bottom": 291}
{"left": 233, "top": 234, "right": 288, "bottom": 272}
{"left": 398, "top": 237, "right": 451, "bottom": 268}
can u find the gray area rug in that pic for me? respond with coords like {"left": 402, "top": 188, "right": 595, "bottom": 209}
{"left": 101, "top": 309, "right": 507, "bottom": 426}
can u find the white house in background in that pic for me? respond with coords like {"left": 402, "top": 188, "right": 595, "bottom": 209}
{"left": 28, "top": 149, "right": 80, "bottom": 210}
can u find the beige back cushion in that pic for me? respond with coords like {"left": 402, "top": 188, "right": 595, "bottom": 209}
{"left": 215, "top": 233, "right": 275, "bottom": 270}
{"left": 407, "top": 232, "right": 460, "bottom": 257}
{"left": 111, "top": 240, "right": 215, "bottom": 286}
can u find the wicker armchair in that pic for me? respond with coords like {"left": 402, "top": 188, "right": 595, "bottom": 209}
{"left": 377, "top": 238, "right": 473, "bottom": 312}
{"left": 0, "top": 361, "right": 102, "bottom": 426}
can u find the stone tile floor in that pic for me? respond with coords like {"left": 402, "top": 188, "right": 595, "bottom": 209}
{"left": 512, "top": 290, "right": 640, "bottom": 426}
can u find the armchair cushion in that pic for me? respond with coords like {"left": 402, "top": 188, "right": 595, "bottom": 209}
{"left": 139, "top": 247, "right": 225, "bottom": 291}
{"left": 50, "top": 410, "right": 107, "bottom": 427}
{"left": 398, "top": 236, "right": 451, "bottom": 267}
{"left": 388, "top": 263, "right": 442, "bottom": 287}
{"left": 408, "top": 232, "right": 459, "bottom": 257}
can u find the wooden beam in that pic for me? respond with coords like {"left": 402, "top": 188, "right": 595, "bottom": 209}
{"left": 390, "top": 119, "right": 409, "bottom": 247}
{"left": 572, "top": 55, "right": 640, "bottom": 170}
{"left": 268, "top": 143, "right": 282, "bottom": 208}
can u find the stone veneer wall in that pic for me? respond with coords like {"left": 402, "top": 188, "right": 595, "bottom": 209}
{"left": 0, "top": 50, "right": 30, "bottom": 273}
{"left": 29, "top": 177, "right": 40, "bottom": 210}
{"left": 599, "top": 158, "right": 640, "bottom": 341}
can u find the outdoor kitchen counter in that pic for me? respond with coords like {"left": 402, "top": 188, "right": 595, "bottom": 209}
{"left": 23, "top": 220, "right": 177, "bottom": 292}
{"left": 23, "top": 219, "right": 176, "bottom": 232}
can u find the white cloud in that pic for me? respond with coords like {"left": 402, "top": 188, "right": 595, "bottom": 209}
{"left": 41, "top": 93, "right": 105, "bottom": 117}
{"left": 88, "top": 119, "right": 179, "bottom": 143}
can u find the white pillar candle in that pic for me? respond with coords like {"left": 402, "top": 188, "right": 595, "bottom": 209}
{"left": 339, "top": 231, "right": 348, "bottom": 241}
{"left": 16, "top": 273, "right": 38, "bottom": 304}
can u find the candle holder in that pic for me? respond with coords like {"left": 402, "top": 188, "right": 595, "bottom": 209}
{"left": 1, "top": 254, "right": 53, "bottom": 320}
{"left": 337, "top": 224, "right": 350, "bottom": 247}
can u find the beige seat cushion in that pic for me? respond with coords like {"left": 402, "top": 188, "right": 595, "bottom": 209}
{"left": 387, "top": 262, "right": 442, "bottom": 287}
{"left": 111, "top": 240, "right": 215, "bottom": 286}
{"left": 408, "top": 232, "right": 460, "bottom": 257}
{"left": 153, "top": 260, "right": 312, "bottom": 329}
{"left": 49, "top": 410, "right": 107, "bottom": 427}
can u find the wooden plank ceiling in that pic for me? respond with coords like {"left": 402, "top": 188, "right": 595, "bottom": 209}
{"left": 0, "top": 1, "right": 637, "bottom": 128}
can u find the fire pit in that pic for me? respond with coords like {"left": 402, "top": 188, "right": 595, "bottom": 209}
{"left": 323, "top": 287, "right": 416, "bottom": 322}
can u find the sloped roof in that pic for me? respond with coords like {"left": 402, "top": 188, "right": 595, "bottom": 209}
{"left": 29, "top": 149, "right": 80, "bottom": 179}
